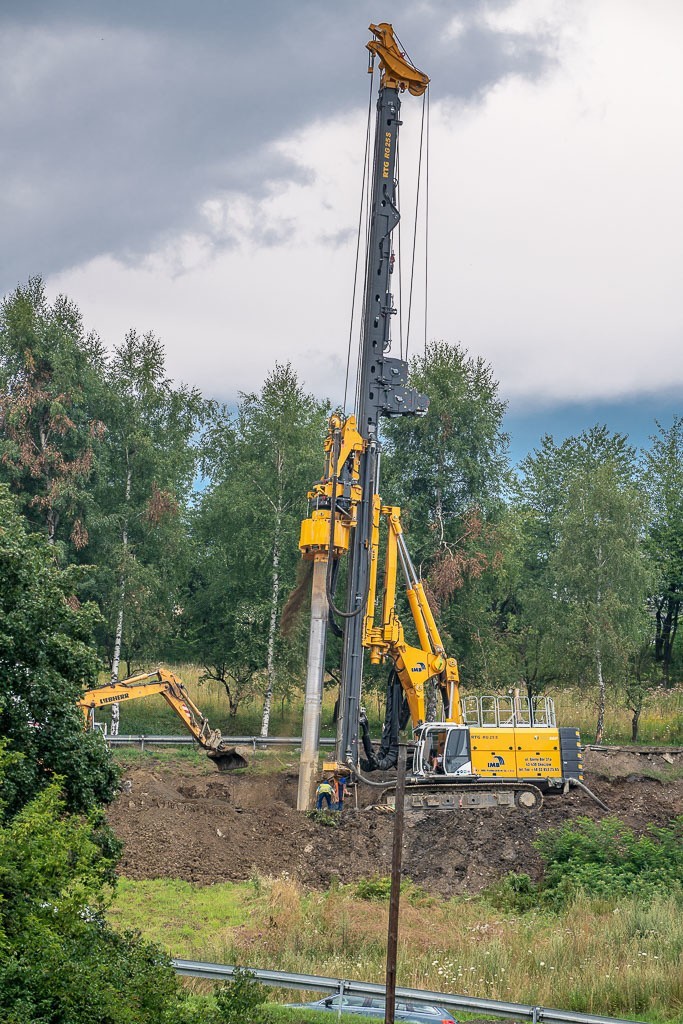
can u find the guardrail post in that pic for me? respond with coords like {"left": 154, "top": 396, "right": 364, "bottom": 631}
{"left": 140, "top": 735, "right": 145, "bottom": 752}
{"left": 336, "top": 979, "right": 349, "bottom": 1023}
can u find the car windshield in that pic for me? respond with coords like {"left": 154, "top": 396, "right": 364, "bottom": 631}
{"left": 303, "top": 995, "right": 455, "bottom": 1022}
{"left": 324, "top": 996, "right": 367, "bottom": 1008}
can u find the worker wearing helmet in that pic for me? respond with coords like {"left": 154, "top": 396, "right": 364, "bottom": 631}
{"left": 315, "top": 777, "right": 334, "bottom": 810}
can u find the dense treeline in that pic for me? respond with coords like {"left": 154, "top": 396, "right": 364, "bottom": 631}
{"left": 0, "top": 484, "right": 203, "bottom": 1021}
{"left": 1, "top": 277, "right": 682, "bottom": 742}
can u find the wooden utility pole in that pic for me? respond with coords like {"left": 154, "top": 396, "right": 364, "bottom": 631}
{"left": 385, "top": 745, "right": 407, "bottom": 1024}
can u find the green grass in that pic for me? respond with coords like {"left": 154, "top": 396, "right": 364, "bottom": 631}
{"left": 109, "top": 876, "right": 683, "bottom": 1023}
{"left": 114, "top": 746, "right": 209, "bottom": 768}
{"left": 112, "top": 746, "right": 305, "bottom": 779}
{"left": 109, "top": 879, "right": 250, "bottom": 951}
{"left": 267, "top": 1011, "right": 382, "bottom": 1024}
{"left": 94, "top": 664, "right": 357, "bottom": 738}
{"left": 178, "top": 997, "right": 395, "bottom": 1024}
{"left": 551, "top": 685, "right": 683, "bottom": 746}
{"left": 264, "top": 1009, "right": 384, "bottom": 1024}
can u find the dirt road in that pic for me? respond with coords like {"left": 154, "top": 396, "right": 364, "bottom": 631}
{"left": 108, "top": 747, "right": 683, "bottom": 896}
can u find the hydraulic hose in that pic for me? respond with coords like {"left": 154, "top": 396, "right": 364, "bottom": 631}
{"left": 568, "top": 777, "right": 611, "bottom": 812}
{"left": 360, "top": 670, "right": 407, "bottom": 772}
{"left": 352, "top": 745, "right": 414, "bottom": 789}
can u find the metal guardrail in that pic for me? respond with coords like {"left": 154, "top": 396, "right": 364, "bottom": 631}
{"left": 585, "top": 744, "right": 683, "bottom": 754}
{"left": 171, "top": 959, "right": 647, "bottom": 1024}
{"left": 105, "top": 735, "right": 683, "bottom": 755}
{"left": 105, "top": 734, "right": 337, "bottom": 749}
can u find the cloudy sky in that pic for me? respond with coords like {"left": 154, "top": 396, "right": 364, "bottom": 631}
{"left": 3, "top": 0, "right": 682, "bottom": 460}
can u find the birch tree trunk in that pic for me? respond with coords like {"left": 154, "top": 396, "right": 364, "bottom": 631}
{"left": 631, "top": 704, "right": 642, "bottom": 743}
{"left": 595, "top": 647, "right": 605, "bottom": 744}
{"left": 260, "top": 496, "right": 282, "bottom": 738}
{"left": 594, "top": 573, "right": 605, "bottom": 745}
{"left": 109, "top": 458, "right": 132, "bottom": 735}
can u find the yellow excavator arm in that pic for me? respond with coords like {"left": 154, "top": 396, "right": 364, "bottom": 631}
{"left": 79, "top": 669, "right": 248, "bottom": 769}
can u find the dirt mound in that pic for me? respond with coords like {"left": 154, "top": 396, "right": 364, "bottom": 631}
{"left": 107, "top": 747, "right": 683, "bottom": 897}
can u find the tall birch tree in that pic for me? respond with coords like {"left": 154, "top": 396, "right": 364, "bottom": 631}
{"left": 93, "top": 330, "right": 204, "bottom": 682}
{"left": 516, "top": 427, "right": 652, "bottom": 742}
{"left": 186, "top": 363, "right": 327, "bottom": 732}
{"left": 643, "top": 417, "right": 683, "bottom": 682}
{"left": 381, "top": 341, "right": 510, "bottom": 684}
{"left": 547, "top": 462, "right": 652, "bottom": 742}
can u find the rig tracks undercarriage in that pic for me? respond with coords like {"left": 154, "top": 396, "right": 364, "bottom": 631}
{"left": 381, "top": 780, "right": 545, "bottom": 812}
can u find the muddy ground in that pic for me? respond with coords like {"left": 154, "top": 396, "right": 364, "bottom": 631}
{"left": 108, "top": 746, "right": 683, "bottom": 897}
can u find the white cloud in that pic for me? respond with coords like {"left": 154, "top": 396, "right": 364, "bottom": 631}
{"left": 49, "top": 1, "right": 683, "bottom": 411}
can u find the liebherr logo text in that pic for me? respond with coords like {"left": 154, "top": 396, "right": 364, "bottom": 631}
{"left": 382, "top": 131, "right": 391, "bottom": 178}
{"left": 100, "top": 693, "right": 129, "bottom": 704}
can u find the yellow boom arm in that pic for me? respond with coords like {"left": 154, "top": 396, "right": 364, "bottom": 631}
{"left": 298, "top": 414, "right": 461, "bottom": 730}
{"left": 364, "top": 505, "right": 462, "bottom": 727}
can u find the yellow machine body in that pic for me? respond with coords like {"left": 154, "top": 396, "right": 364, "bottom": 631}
{"left": 469, "top": 727, "right": 563, "bottom": 779}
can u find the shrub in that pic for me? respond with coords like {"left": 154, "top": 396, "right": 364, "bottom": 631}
{"left": 536, "top": 815, "right": 683, "bottom": 903}
{"left": 483, "top": 871, "right": 539, "bottom": 913}
{"left": 354, "top": 874, "right": 431, "bottom": 905}
{"left": 306, "top": 809, "right": 341, "bottom": 828}
{"left": 0, "top": 769, "right": 188, "bottom": 1024}
{"left": 215, "top": 967, "right": 272, "bottom": 1024}
{"left": 485, "top": 816, "right": 683, "bottom": 912}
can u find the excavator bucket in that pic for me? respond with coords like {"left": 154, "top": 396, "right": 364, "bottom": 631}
{"left": 206, "top": 745, "right": 250, "bottom": 771}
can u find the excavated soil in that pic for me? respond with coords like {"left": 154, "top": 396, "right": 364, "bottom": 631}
{"left": 108, "top": 747, "right": 683, "bottom": 897}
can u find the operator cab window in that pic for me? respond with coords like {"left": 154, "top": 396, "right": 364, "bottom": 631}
{"left": 422, "top": 735, "right": 436, "bottom": 771}
{"left": 444, "top": 728, "right": 470, "bottom": 773}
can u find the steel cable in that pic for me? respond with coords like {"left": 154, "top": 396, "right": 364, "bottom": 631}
{"left": 344, "top": 62, "right": 375, "bottom": 415}
{"left": 405, "top": 90, "right": 427, "bottom": 360}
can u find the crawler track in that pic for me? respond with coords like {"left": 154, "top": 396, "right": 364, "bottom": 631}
{"left": 380, "top": 780, "right": 545, "bottom": 811}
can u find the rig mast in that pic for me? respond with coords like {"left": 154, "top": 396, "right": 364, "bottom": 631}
{"left": 297, "top": 24, "right": 429, "bottom": 808}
